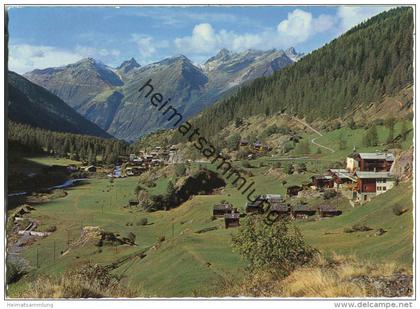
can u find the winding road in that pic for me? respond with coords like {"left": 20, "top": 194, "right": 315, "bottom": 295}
{"left": 290, "top": 115, "right": 335, "bottom": 153}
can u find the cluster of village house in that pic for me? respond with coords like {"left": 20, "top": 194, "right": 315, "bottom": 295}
{"left": 214, "top": 152, "right": 396, "bottom": 228}
{"left": 310, "top": 152, "right": 395, "bottom": 205}
{"left": 107, "top": 146, "right": 180, "bottom": 177}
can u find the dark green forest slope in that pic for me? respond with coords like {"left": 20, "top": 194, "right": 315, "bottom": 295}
{"left": 188, "top": 7, "right": 413, "bottom": 139}
{"left": 7, "top": 71, "right": 111, "bottom": 138}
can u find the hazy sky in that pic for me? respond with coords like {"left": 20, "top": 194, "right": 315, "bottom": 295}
{"left": 8, "top": 5, "right": 394, "bottom": 73}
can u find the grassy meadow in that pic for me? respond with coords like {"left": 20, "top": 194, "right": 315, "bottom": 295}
{"left": 7, "top": 120, "right": 414, "bottom": 297}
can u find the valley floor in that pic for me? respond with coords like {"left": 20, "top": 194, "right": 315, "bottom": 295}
{"left": 6, "top": 153, "right": 413, "bottom": 297}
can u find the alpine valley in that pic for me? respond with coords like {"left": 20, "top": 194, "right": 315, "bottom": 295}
{"left": 23, "top": 48, "right": 303, "bottom": 141}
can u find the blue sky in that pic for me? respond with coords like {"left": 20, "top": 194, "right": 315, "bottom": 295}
{"left": 8, "top": 5, "right": 394, "bottom": 73}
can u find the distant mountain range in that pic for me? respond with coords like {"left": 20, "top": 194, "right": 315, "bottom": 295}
{"left": 23, "top": 48, "right": 303, "bottom": 141}
{"left": 7, "top": 71, "right": 111, "bottom": 138}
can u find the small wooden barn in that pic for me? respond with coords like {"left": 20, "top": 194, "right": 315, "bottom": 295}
{"left": 263, "top": 194, "right": 284, "bottom": 203}
{"left": 292, "top": 205, "right": 316, "bottom": 219}
{"left": 224, "top": 212, "right": 240, "bottom": 228}
{"left": 245, "top": 200, "right": 265, "bottom": 214}
{"left": 286, "top": 185, "right": 302, "bottom": 197}
{"left": 311, "top": 175, "right": 334, "bottom": 189}
{"left": 128, "top": 199, "right": 139, "bottom": 207}
{"left": 213, "top": 202, "right": 233, "bottom": 218}
{"left": 318, "top": 205, "right": 342, "bottom": 217}
{"left": 269, "top": 203, "right": 290, "bottom": 217}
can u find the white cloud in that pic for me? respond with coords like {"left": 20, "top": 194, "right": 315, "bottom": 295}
{"left": 8, "top": 44, "right": 123, "bottom": 74}
{"left": 277, "top": 9, "right": 313, "bottom": 42}
{"left": 338, "top": 6, "right": 391, "bottom": 31}
{"left": 9, "top": 44, "right": 83, "bottom": 74}
{"left": 76, "top": 46, "right": 121, "bottom": 58}
{"left": 174, "top": 9, "right": 336, "bottom": 56}
{"left": 131, "top": 34, "right": 169, "bottom": 63}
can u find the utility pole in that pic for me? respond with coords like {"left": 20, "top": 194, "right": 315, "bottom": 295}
{"left": 172, "top": 221, "right": 174, "bottom": 238}
{"left": 336, "top": 191, "right": 339, "bottom": 209}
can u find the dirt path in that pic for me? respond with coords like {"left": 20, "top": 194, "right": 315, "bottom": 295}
{"left": 289, "top": 115, "right": 335, "bottom": 153}
{"left": 311, "top": 136, "right": 335, "bottom": 153}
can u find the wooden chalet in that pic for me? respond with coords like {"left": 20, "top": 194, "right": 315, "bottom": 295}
{"left": 269, "top": 203, "right": 290, "bottom": 216}
{"left": 292, "top": 205, "right": 316, "bottom": 219}
{"left": 126, "top": 166, "right": 146, "bottom": 176}
{"left": 311, "top": 175, "right": 334, "bottom": 189}
{"left": 286, "top": 185, "right": 302, "bottom": 197}
{"left": 349, "top": 152, "right": 395, "bottom": 172}
{"left": 213, "top": 202, "right": 233, "bottom": 218}
{"left": 245, "top": 200, "right": 265, "bottom": 214}
{"left": 328, "top": 169, "right": 356, "bottom": 188}
{"left": 224, "top": 212, "right": 240, "bottom": 228}
{"left": 263, "top": 194, "right": 284, "bottom": 203}
{"left": 354, "top": 171, "right": 395, "bottom": 203}
{"left": 318, "top": 205, "right": 342, "bottom": 217}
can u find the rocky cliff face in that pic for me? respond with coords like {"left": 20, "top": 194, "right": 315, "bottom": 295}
{"left": 390, "top": 147, "right": 413, "bottom": 181}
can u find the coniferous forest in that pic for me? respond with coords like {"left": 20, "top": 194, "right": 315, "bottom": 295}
{"left": 186, "top": 7, "right": 413, "bottom": 139}
{"left": 8, "top": 122, "right": 129, "bottom": 164}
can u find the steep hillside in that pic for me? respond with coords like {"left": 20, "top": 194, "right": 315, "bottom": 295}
{"left": 24, "top": 48, "right": 301, "bottom": 141}
{"left": 191, "top": 7, "right": 413, "bottom": 138}
{"left": 7, "top": 71, "right": 111, "bottom": 138}
{"left": 24, "top": 58, "right": 124, "bottom": 110}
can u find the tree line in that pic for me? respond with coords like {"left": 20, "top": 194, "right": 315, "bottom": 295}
{"left": 8, "top": 121, "right": 129, "bottom": 164}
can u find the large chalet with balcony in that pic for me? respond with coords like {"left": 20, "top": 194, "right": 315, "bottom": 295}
{"left": 345, "top": 152, "right": 396, "bottom": 204}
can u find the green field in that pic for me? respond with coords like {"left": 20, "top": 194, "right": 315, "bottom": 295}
{"left": 8, "top": 172, "right": 413, "bottom": 296}
{"left": 302, "top": 120, "right": 413, "bottom": 160}
{"left": 7, "top": 123, "right": 414, "bottom": 296}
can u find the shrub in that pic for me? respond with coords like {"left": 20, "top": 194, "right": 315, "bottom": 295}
{"left": 227, "top": 133, "right": 241, "bottom": 151}
{"left": 6, "top": 260, "right": 25, "bottom": 284}
{"left": 296, "top": 162, "right": 307, "bottom": 173}
{"left": 126, "top": 232, "right": 136, "bottom": 244}
{"left": 136, "top": 218, "right": 148, "bottom": 226}
{"left": 17, "top": 263, "right": 140, "bottom": 298}
{"left": 46, "top": 225, "right": 57, "bottom": 233}
{"left": 134, "top": 185, "right": 144, "bottom": 196}
{"left": 175, "top": 164, "right": 187, "bottom": 177}
{"left": 283, "top": 163, "right": 294, "bottom": 175}
{"left": 392, "top": 204, "right": 408, "bottom": 216}
{"left": 242, "top": 161, "right": 252, "bottom": 168}
{"left": 344, "top": 224, "right": 372, "bottom": 233}
{"left": 282, "top": 142, "right": 295, "bottom": 153}
{"left": 323, "top": 189, "right": 337, "bottom": 200}
{"left": 232, "top": 216, "right": 317, "bottom": 277}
